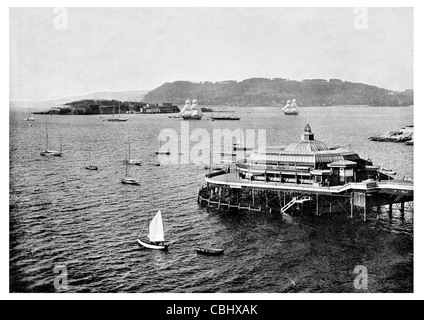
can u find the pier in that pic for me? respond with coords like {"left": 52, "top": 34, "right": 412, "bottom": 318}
{"left": 198, "top": 124, "right": 413, "bottom": 221}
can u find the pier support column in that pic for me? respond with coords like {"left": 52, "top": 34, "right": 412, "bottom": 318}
{"left": 388, "top": 203, "right": 393, "bottom": 219}
{"left": 377, "top": 205, "right": 381, "bottom": 220}
{"left": 363, "top": 195, "right": 367, "bottom": 222}
{"left": 400, "top": 202, "right": 405, "bottom": 219}
{"left": 316, "top": 194, "right": 319, "bottom": 216}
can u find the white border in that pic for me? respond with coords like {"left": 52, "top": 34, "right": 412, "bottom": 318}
{"left": 2, "top": 1, "right": 422, "bottom": 300}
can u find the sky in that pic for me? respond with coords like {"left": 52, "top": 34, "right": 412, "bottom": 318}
{"left": 9, "top": 7, "right": 413, "bottom": 101}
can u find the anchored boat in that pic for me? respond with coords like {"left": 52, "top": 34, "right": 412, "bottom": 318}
{"left": 124, "top": 140, "right": 142, "bottom": 165}
{"left": 121, "top": 158, "right": 140, "bottom": 185}
{"left": 137, "top": 210, "right": 170, "bottom": 251}
{"left": 40, "top": 121, "right": 63, "bottom": 157}
{"left": 85, "top": 148, "right": 98, "bottom": 170}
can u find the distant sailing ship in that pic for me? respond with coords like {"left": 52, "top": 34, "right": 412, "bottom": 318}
{"left": 181, "top": 99, "right": 203, "bottom": 120}
{"left": 282, "top": 99, "right": 300, "bottom": 115}
{"left": 137, "top": 210, "right": 170, "bottom": 250}
{"left": 40, "top": 121, "right": 63, "bottom": 157}
{"left": 107, "top": 102, "right": 128, "bottom": 122}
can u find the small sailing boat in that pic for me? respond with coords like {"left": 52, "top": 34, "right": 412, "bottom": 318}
{"left": 137, "top": 210, "right": 170, "bottom": 250}
{"left": 125, "top": 140, "right": 142, "bottom": 165}
{"left": 107, "top": 102, "right": 128, "bottom": 122}
{"left": 121, "top": 157, "right": 140, "bottom": 185}
{"left": 85, "top": 148, "right": 98, "bottom": 170}
{"left": 24, "top": 112, "right": 35, "bottom": 121}
{"left": 40, "top": 121, "right": 63, "bottom": 157}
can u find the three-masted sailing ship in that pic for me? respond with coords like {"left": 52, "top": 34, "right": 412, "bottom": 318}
{"left": 181, "top": 99, "right": 203, "bottom": 120}
{"left": 282, "top": 99, "right": 300, "bottom": 115}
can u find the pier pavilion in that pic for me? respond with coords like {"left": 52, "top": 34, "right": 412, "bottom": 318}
{"left": 198, "top": 124, "right": 413, "bottom": 221}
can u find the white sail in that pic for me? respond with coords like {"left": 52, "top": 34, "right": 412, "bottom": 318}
{"left": 282, "top": 100, "right": 291, "bottom": 111}
{"left": 149, "top": 210, "right": 165, "bottom": 242}
{"left": 190, "top": 99, "right": 203, "bottom": 117}
{"left": 290, "top": 99, "right": 299, "bottom": 111}
{"left": 180, "top": 100, "right": 191, "bottom": 115}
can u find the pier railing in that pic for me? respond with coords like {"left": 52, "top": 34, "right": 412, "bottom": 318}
{"left": 205, "top": 173, "right": 414, "bottom": 194}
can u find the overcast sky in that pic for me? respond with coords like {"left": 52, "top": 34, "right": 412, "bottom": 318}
{"left": 10, "top": 7, "right": 413, "bottom": 101}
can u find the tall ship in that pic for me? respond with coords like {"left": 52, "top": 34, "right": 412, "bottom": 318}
{"left": 282, "top": 99, "right": 300, "bottom": 115}
{"left": 181, "top": 99, "right": 203, "bottom": 120}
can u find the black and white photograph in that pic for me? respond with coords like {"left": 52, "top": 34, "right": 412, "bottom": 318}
{"left": 5, "top": 2, "right": 421, "bottom": 303}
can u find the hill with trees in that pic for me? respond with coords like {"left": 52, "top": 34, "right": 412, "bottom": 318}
{"left": 143, "top": 78, "right": 413, "bottom": 107}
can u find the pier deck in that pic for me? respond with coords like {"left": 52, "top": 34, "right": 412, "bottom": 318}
{"left": 199, "top": 171, "right": 413, "bottom": 221}
{"left": 206, "top": 172, "right": 413, "bottom": 195}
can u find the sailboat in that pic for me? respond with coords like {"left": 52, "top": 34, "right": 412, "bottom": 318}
{"left": 125, "top": 140, "right": 142, "bottom": 165}
{"left": 137, "top": 210, "right": 170, "bottom": 250}
{"left": 24, "top": 112, "right": 35, "bottom": 121}
{"left": 121, "top": 157, "right": 140, "bottom": 185}
{"left": 86, "top": 148, "right": 98, "bottom": 170}
{"left": 181, "top": 99, "right": 203, "bottom": 120}
{"left": 107, "top": 102, "right": 128, "bottom": 122}
{"left": 40, "top": 121, "right": 63, "bottom": 157}
{"left": 282, "top": 99, "right": 300, "bottom": 115}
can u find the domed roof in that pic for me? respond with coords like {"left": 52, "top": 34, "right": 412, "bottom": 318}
{"left": 285, "top": 140, "right": 329, "bottom": 152}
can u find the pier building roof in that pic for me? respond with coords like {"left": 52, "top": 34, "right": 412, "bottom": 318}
{"left": 245, "top": 124, "right": 360, "bottom": 167}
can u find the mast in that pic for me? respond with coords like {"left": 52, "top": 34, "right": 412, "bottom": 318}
{"left": 125, "top": 157, "right": 128, "bottom": 177}
{"left": 88, "top": 148, "right": 92, "bottom": 166}
{"left": 45, "top": 120, "right": 49, "bottom": 150}
{"left": 128, "top": 140, "right": 131, "bottom": 162}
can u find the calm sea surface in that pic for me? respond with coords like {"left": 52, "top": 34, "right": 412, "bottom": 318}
{"left": 9, "top": 106, "right": 413, "bottom": 293}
